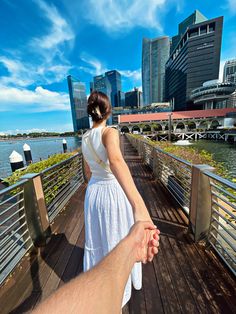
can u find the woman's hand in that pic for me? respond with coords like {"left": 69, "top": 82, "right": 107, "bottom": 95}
{"left": 133, "top": 205, "right": 159, "bottom": 263}
{"left": 127, "top": 221, "right": 160, "bottom": 263}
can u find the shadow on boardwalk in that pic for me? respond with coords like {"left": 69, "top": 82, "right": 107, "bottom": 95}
{"left": 0, "top": 135, "right": 235, "bottom": 314}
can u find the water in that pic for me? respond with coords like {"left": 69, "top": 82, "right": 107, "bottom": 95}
{"left": 0, "top": 137, "right": 81, "bottom": 178}
{"left": 0, "top": 137, "right": 236, "bottom": 179}
{"left": 192, "top": 140, "right": 236, "bottom": 178}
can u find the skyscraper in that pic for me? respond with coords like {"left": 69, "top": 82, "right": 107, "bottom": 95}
{"left": 165, "top": 12, "right": 223, "bottom": 111}
{"left": 125, "top": 88, "right": 142, "bottom": 108}
{"left": 170, "top": 10, "right": 207, "bottom": 54}
{"left": 105, "top": 70, "right": 122, "bottom": 107}
{"left": 67, "top": 75, "right": 89, "bottom": 132}
{"left": 223, "top": 59, "right": 236, "bottom": 83}
{"left": 93, "top": 75, "right": 112, "bottom": 99}
{"left": 142, "top": 36, "right": 170, "bottom": 106}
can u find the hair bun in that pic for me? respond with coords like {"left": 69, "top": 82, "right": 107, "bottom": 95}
{"left": 87, "top": 91, "right": 112, "bottom": 123}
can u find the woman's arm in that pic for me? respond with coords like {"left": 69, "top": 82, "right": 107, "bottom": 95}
{"left": 102, "top": 128, "right": 151, "bottom": 222}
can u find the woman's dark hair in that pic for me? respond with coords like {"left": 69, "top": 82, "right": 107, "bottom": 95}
{"left": 87, "top": 91, "right": 112, "bottom": 122}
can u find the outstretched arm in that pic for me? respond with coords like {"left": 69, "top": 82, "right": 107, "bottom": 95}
{"left": 33, "top": 222, "right": 160, "bottom": 314}
{"left": 103, "top": 128, "right": 151, "bottom": 222}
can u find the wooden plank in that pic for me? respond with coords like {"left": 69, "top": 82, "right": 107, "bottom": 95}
{"left": 142, "top": 262, "right": 164, "bottom": 314}
{"left": 160, "top": 236, "right": 199, "bottom": 314}
{"left": 3, "top": 186, "right": 86, "bottom": 314}
{"left": 189, "top": 242, "right": 236, "bottom": 313}
{"left": 152, "top": 241, "right": 182, "bottom": 313}
{"left": 168, "top": 236, "right": 216, "bottom": 313}
{"left": 38, "top": 212, "right": 85, "bottom": 303}
{"left": 129, "top": 288, "right": 146, "bottom": 314}
{"left": 178, "top": 237, "right": 229, "bottom": 313}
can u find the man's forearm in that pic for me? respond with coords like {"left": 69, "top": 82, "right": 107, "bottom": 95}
{"left": 33, "top": 235, "right": 136, "bottom": 314}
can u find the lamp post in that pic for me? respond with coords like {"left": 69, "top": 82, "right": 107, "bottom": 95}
{"left": 168, "top": 112, "right": 173, "bottom": 142}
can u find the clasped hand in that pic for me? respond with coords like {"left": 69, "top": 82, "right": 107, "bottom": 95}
{"left": 128, "top": 221, "right": 160, "bottom": 264}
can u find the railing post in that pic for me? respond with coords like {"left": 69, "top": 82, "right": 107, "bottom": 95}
{"left": 189, "top": 164, "right": 215, "bottom": 242}
{"left": 21, "top": 173, "right": 51, "bottom": 247}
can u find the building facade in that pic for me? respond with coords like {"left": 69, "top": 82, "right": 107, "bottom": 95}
{"left": 170, "top": 10, "right": 207, "bottom": 54}
{"left": 142, "top": 36, "right": 170, "bottom": 106}
{"left": 125, "top": 88, "right": 142, "bottom": 108}
{"left": 67, "top": 75, "right": 89, "bottom": 132}
{"left": 165, "top": 12, "right": 223, "bottom": 111}
{"left": 93, "top": 75, "right": 112, "bottom": 99}
{"left": 190, "top": 80, "right": 236, "bottom": 109}
{"left": 223, "top": 59, "right": 236, "bottom": 83}
{"left": 91, "top": 70, "right": 122, "bottom": 108}
{"left": 105, "top": 70, "right": 122, "bottom": 107}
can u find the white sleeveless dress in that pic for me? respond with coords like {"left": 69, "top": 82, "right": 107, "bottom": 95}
{"left": 82, "top": 126, "right": 142, "bottom": 307}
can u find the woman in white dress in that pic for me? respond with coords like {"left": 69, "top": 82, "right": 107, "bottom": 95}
{"left": 82, "top": 91, "right": 154, "bottom": 308}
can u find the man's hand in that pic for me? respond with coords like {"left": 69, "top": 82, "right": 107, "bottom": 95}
{"left": 127, "top": 221, "right": 160, "bottom": 264}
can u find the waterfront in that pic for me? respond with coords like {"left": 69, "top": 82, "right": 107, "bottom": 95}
{"left": 192, "top": 140, "right": 236, "bottom": 178}
{"left": 0, "top": 137, "right": 81, "bottom": 178}
{"left": 0, "top": 136, "right": 236, "bottom": 179}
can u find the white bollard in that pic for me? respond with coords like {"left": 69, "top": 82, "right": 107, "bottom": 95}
{"left": 23, "top": 143, "right": 33, "bottom": 165}
{"left": 62, "top": 139, "right": 67, "bottom": 153}
{"left": 9, "top": 150, "right": 24, "bottom": 172}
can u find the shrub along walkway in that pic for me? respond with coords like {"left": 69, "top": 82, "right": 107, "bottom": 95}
{"left": 0, "top": 135, "right": 236, "bottom": 314}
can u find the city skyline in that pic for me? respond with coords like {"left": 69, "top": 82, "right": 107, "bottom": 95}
{"left": 0, "top": 0, "right": 236, "bottom": 133}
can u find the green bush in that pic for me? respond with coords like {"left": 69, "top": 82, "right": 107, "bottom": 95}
{"left": 4, "top": 153, "right": 75, "bottom": 186}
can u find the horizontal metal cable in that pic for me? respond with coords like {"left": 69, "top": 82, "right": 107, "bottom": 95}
{"left": 0, "top": 206, "right": 25, "bottom": 227}
{"left": 211, "top": 216, "right": 236, "bottom": 240}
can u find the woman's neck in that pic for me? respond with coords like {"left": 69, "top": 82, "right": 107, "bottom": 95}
{"left": 92, "top": 121, "right": 106, "bottom": 128}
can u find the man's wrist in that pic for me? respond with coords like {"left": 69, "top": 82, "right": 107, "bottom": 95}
{"left": 122, "top": 234, "right": 138, "bottom": 264}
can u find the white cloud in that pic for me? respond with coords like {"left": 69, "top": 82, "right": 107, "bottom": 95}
{"left": 32, "top": 0, "right": 74, "bottom": 50}
{"left": 0, "top": 0, "right": 75, "bottom": 112}
{"left": 1, "top": 123, "right": 74, "bottom": 135}
{"left": 0, "top": 85, "right": 70, "bottom": 112}
{"left": 80, "top": 53, "right": 108, "bottom": 76}
{"left": 84, "top": 0, "right": 166, "bottom": 33}
{"left": 79, "top": 53, "right": 141, "bottom": 88}
{"left": 119, "top": 69, "right": 141, "bottom": 82}
{"left": 227, "top": 0, "right": 236, "bottom": 12}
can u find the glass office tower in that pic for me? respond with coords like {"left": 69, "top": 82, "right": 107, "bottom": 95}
{"left": 93, "top": 75, "right": 112, "bottom": 99}
{"left": 165, "top": 13, "right": 223, "bottom": 111}
{"left": 223, "top": 59, "right": 236, "bottom": 84}
{"left": 67, "top": 75, "right": 89, "bottom": 132}
{"left": 105, "top": 70, "right": 122, "bottom": 107}
{"left": 142, "top": 36, "right": 170, "bottom": 106}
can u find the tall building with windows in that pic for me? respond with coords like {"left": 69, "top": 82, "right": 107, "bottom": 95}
{"left": 93, "top": 75, "right": 112, "bottom": 99}
{"left": 165, "top": 12, "right": 223, "bottom": 111}
{"left": 170, "top": 10, "right": 207, "bottom": 54}
{"left": 142, "top": 36, "right": 170, "bottom": 106}
{"left": 105, "top": 70, "right": 122, "bottom": 107}
{"left": 125, "top": 88, "right": 142, "bottom": 108}
{"left": 223, "top": 59, "right": 236, "bottom": 83}
{"left": 67, "top": 75, "right": 89, "bottom": 132}
{"left": 90, "top": 70, "right": 122, "bottom": 108}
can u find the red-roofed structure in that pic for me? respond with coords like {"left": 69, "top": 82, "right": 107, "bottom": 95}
{"left": 119, "top": 108, "right": 236, "bottom": 123}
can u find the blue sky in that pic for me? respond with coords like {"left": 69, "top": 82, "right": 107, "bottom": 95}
{"left": 0, "top": 0, "right": 236, "bottom": 134}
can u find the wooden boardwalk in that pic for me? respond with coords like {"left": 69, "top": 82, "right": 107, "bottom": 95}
{"left": 1, "top": 136, "right": 236, "bottom": 314}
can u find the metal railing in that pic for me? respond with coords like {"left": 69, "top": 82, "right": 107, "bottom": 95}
{"left": 126, "top": 134, "right": 236, "bottom": 275}
{"left": 128, "top": 135, "right": 192, "bottom": 214}
{"left": 41, "top": 153, "right": 84, "bottom": 222}
{"left": 0, "top": 180, "right": 33, "bottom": 285}
{"left": 204, "top": 170, "right": 236, "bottom": 275}
{"left": 0, "top": 152, "right": 85, "bottom": 285}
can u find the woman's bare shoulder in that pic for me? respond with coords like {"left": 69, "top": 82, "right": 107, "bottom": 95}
{"left": 103, "top": 127, "right": 119, "bottom": 137}
{"left": 102, "top": 127, "right": 119, "bottom": 146}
